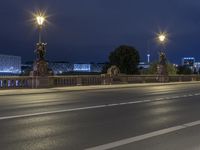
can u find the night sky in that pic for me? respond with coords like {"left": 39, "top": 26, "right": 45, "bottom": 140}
{"left": 1, "top": 0, "right": 200, "bottom": 64}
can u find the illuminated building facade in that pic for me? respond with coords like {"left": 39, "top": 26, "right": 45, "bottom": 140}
{"left": 0, "top": 54, "right": 21, "bottom": 75}
{"left": 48, "top": 62, "right": 73, "bottom": 74}
{"left": 182, "top": 57, "right": 195, "bottom": 66}
{"left": 48, "top": 62, "right": 104, "bottom": 75}
{"left": 194, "top": 62, "right": 200, "bottom": 73}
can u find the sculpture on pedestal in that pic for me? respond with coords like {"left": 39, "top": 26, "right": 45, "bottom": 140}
{"left": 31, "top": 42, "right": 51, "bottom": 76}
{"left": 156, "top": 52, "right": 169, "bottom": 82}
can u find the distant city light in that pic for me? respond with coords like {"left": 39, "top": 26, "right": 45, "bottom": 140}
{"left": 183, "top": 57, "right": 195, "bottom": 60}
{"left": 74, "top": 64, "right": 91, "bottom": 72}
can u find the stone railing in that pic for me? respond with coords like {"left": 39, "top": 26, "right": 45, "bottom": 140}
{"left": 1, "top": 75, "right": 200, "bottom": 89}
{"left": 50, "top": 74, "right": 200, "bottom": 87}
{"left": 50, "top": 75, "right": 103, "bottom": 87}
{"left": 0, "top": 76, "right": 33, "bottom": 89}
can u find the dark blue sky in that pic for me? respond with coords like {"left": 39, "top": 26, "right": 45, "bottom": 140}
{"left": 1, "top": 0, "right": 200, "bottom": 64}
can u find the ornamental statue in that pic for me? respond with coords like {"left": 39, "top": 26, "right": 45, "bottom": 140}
{"left": 35, "top": 43, "right": 47, "bottom": 60}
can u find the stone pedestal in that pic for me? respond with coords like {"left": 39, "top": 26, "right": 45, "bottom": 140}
{"left": 157, "top": 52, "right": 169, "bottom": 82}
{"left": 31, "top": 60, "right": 51, "bottom": 76}
{"left": 30, "top": 60, "right": 53, "bottom": 88}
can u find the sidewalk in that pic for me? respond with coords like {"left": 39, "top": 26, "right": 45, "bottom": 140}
{"left": 0, "top": 81, "right": 199, "bottom": 96}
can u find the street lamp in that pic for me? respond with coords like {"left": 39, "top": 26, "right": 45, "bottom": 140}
{"left": 158, "top": 34, "right": 166, "bottom": 43}
{"left": 36, "top": 16, "right": 45, "bottom": 26}
{"left": 30, "top": 12, "right": 51, "bottom": 77}
{"left": 157, "top": 32, "right": 167, "bottom": 45}
{"left": 36, "top": 14, "right": 46, "bottom": 43}
{"left": 156, "top": 31, "right": 169, "bottom": 81}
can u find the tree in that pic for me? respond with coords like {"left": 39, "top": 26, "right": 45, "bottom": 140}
{"left": 146, "top": 62, "right": 158, "bottom": 74}
{"left": 101, "top": 62, "right": 111, "bottom": 74}
{"left": 109, "top": 45, "right": 140, "bottom": 74}
{"left": 177, "top": 66, "right": 192, "bottom": 75}
{"left": 167, "top": 63, "right": 177, "bottom": 75}
{"left": 146, "top": 62, "right": 177, "bottom": 75}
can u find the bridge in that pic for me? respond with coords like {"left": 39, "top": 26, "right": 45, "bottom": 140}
{"left": 1, "top": 81, "right": 200, "bottom": 149}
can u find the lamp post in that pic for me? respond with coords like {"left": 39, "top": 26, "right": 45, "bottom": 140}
{"left": 30, "top": 12, "right": 52, "bottom": 78}
{"left": 30, "top": 12, "right": 53, "bottom": 88}
{"left": 156, "top": 32, "right": 168, "bottom": 82}
{"left": 36, "top": 15, "right": 45, "bottom": 43}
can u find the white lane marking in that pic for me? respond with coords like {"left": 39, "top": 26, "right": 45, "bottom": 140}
{"left": 86, "top": 120, "right": 200, "bottom": 150}
{"left": 0, "top": 105, "right": 106, "bottom": 120}
{"left": 172, "top": 96, "right": 180, "bottom": 99}
{"left": 155, "top": 98, "right": 163, "bottom": 101}
{"left": 107, "top": 104, "right": 118, "bottom": 107}
{"left": 119, "top": 102, "right": 127, "bottom": 105}
{"left": 0, "top": 93, "right": 199, "bottom": 121}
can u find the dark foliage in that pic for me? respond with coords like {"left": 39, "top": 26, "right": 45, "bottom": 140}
{"left": 108, "top": 45, "right": 140, "bottom": 74}
{"left": 177, "top": 65, "right": 192, "bottom": 75}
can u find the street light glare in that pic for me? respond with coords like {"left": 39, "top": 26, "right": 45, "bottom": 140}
{"left": 36, "top": 16, "right": 45, "bottom": 26}
{"left": 156, "top": 31, "right": 168, "bottom": 44}
{"left": 159, "top": 34, "right": 166, "bottom": 42}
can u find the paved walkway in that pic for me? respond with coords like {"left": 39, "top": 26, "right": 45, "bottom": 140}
{"left": 0, "top": 81, "right": 199, "bottom": 96}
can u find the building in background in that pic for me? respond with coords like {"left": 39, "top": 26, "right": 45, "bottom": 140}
{"left": 182, "top": 57, "right": 195, "bottom": 66}
{"left": 193, "top": 62, "right": 200, "bottom": 74}
{"left": 23, "top": 61, "right": 154, "bottom": 75}
{"left": 0, "top": 54, "right": 21, "bottom": 75}
{"left": 48, "top": 61, "right": 73, "bottom": 74}
{"left": 138, "top": 62, "right": 150, "bottom": 69}
{"left": 73, "top": 64, "right": 91, "bottom": 72}
{"left": 181, "top": 57, "right": 195, "bottom": 73}
{"left": 47, "top": 62, "right": 105, "bottom": 75}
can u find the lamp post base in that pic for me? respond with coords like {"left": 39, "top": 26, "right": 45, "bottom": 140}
{"left": 30, "top": 59, "right": 52, "bottom": 76}
{"left": 30, "top": 60, "right": 53, "bottom": 88}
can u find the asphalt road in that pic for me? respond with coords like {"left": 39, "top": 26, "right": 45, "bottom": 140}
{"left": 1, "top": 83, "right": 200, "bottom": 150}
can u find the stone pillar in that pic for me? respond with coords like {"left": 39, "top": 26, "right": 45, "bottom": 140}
{"left": 31, "top": 76, "right": 51, "bottom": 88}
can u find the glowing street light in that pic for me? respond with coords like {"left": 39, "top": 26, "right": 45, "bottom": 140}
{"left": 35, "top": 14, "right": 46, "bottom": 43}
{"left": 158, "top": 34, "right": 166, "bottom": 42}
{"left": 36, "top": 16, "right": 45, "bottom": 26}
{"left": 157, "top": 32, "right": 167, "bottom": 44}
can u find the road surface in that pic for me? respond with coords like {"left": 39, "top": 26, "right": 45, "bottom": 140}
{"left": 0, "top": 83, "right": 200, "bottom": 150}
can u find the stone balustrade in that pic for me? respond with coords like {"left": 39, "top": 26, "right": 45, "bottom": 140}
{"left": 0, "top": 75, "right": 200, "bottom": 89}
{"left": 0, "top": 76, "right": 33, "bottom": 89}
